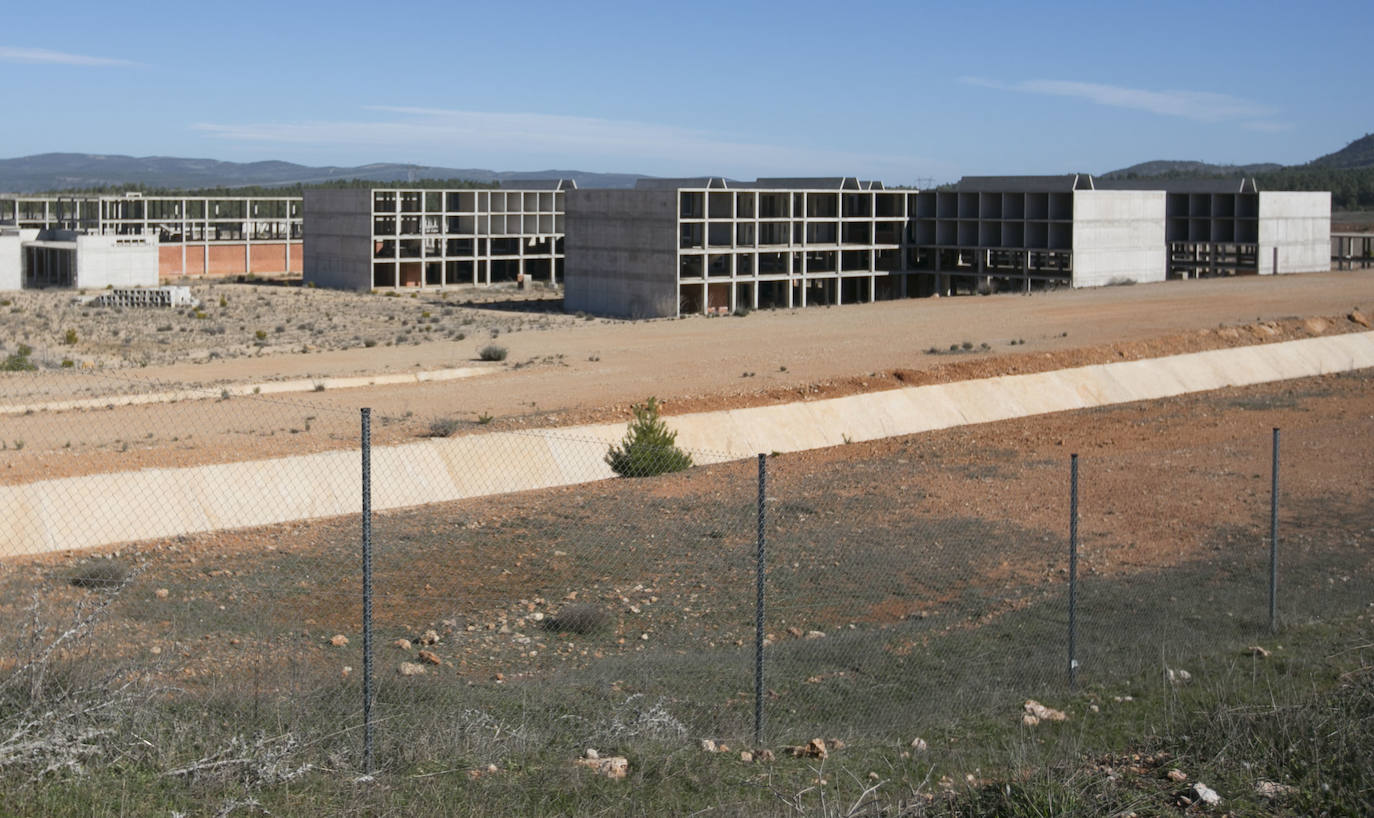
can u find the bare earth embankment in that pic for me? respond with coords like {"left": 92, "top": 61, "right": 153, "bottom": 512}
{"left": 1, "top": 270, "right": 1372, "bottom": 485}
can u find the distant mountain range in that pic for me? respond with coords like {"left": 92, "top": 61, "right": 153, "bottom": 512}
{"left": 0, "top": 153, "right": 648, "bottom": 193}
{"left": 3, "top": 133, "right": 1372, "bottom": 194}
{"left": 1101, "top": 133, "right": 1374, "bottom": 178}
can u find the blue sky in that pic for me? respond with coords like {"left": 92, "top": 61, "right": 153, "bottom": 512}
{"left": 1, "top": 0, "right": 1366, "bottom": 183}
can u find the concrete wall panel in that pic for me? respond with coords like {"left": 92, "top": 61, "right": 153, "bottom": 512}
{"left": 6, "top": 332, "right": 1373, "bottom": 557}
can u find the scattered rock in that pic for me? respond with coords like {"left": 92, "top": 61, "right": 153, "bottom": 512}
{"left": 1303, "top": 317, "right": 1329, "bottom": 334}
{"left": 1023, "top": 700, "right": 1067, "bottom": 722}
{"left": 1350, "top": 309, "right": 1370, "bottom": 328}
{"left": 788, "top": 738, "right": 829, "bottom": 759}
{"left": 805, "top": 630, "right": 826, "bottom": 639}
{"left": 398, "top": 662, "right": 426, "bottom": 676}
{"left": 1255, "top": 780, "right": 1295, "bottom": 800}
{"left": 1247, "top": 645, "right": 1271, "bottom": 658}
{"left": 154, "top": 588, "right": 170, "bottom": 599}
{"left": 419, "top": 629, "right": 440, "bottom": 646}
{"left": 739, "top": 750, "right": 753, "bottom": 763}
{"left": 394, "top": 638, "right": 412, "bottom": 651}
{"left": 699, "top": 739, "right": 717, "bottom": 753}
{"left": 574, "top": 755, "right": 628, "bottom": 779}
{"left": 1166, "top": 769, "right": 1188, "bottom": 782}
{"left": 786, "top": 626, "right": 803, "bottom": 638}
{"left": 329, "top": 634, "right": 349, "bottom": 647}
{"left": 756, "top": 749, "right": 775, "bottom": 763}
{"left": 1089, "top": 704, "right": 1100, "bottom": 713}
{"left": 584, "top": 748, "right": 599, "bottom": 760}
{"left": 1167, "top": 668, "right": 1192, "bottom": 684}
{"left": 910, "top": 737, "right": 928, "bottom": 752}
{"left": 417, "top": 649, "right": 441, "bottom": 665}
{"left": 1021, "top": 714, "right": 1040, "bottom": 727}
{"left": 1190, "top": 782, "right": 1221, "bottom": 806}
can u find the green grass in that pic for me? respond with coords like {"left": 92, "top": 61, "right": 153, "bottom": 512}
{"left": 1, "top": 605, "right": 1369, "bottom": 816}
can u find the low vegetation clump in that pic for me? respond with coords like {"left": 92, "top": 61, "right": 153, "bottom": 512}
{"left": 605, "top": 397, "right": 693, "bottom": 477}
{"left": 542, "top": 604, "right": 610, "bottom": 635}
{"left": 479, "top": 344, "right": 508, "bottom": 362}
{"left": 426, "top": 416, "right": 462, "bottom": 438}
{"left": 66, "top": 559, "right": 131, "bottom": 590}
{"left": 1, "top": 344, "right": 37, "bottom": 371}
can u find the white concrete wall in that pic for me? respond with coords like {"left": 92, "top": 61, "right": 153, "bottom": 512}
{"left": 302, "top": 189, "right": 375, "bottom": 290}
{"left": 5, "top": 331, "right": 1373, "bottom": 557}
{"left": 1071, "top": 190, "right": 1167, "bottom": 286}
{"left": 0, "top": 232, "right": 19, "bottom": 290}
{"left": 72, "top": 235, "right": 159, "bottom": 288}
{"left": 1258, "top": 191, "right": 1331, "bottom": 275}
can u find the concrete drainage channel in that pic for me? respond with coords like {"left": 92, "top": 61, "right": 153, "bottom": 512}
{"left": 0, "top": 364, "right": 495, "bottom": 416}
{"left": 4, "top": 331, "right": 1373, "bottom": 557}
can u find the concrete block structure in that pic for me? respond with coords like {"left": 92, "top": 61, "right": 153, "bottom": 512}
{"left": 1096, "top": 179, "right": 1331, "bottom": 277}
{"left": 303, "top": 181, "right": 572, "bottom": 291}
{"left": 17, "top": 229, "right": 158, "bottom": 289}
{"left": 0, "top": 229, "right": 23, "bottom": 290}
{"left": 565, "top": 175, "right": 1332, "bottom": 318}
{"left": 566, "top": 177, "right": 913, "bottom": 318}
{"left": 0, "top": 193, "right": 302, "bottom": 280}
{"left": 907, "top": 176, "right": 1166, "bottom": 292}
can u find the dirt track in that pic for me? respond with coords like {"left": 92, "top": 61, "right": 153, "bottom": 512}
{"left": 1, "top": 270, "right": 1372, "bottom": 485}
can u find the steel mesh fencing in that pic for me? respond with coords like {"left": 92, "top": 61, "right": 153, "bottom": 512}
{"left": 2, "top": 360, "right": 1371, "bottom": 798}
{"left": 0, "top": 363, "right": 369, "bottom": 784}
{"left": 362, "top": 410, "right": 760, "bottom": 771}
{"left": 761, "top": 436, "right": 1069, "bottom": 746}
{"left": 1073, "top": 415, "right": 1374, "bottom": 691}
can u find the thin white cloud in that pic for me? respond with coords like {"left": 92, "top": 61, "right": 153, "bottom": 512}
{"left": 191, "top": 106, "right": 941, "bottom": 180}
{"left": 0, "top": 46, "right": 138, "bottom": 67}
{"left": 960, "top": 76, "right": 1285, "bottom": 126}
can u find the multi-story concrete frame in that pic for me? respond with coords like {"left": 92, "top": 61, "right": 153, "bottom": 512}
{"left": 1095, "top": 178, "right": 1331, "bottom": 278}
{"left": 0, "top": 193, "right": 302, "bottom": 280}
{"left": 565, "top": 174, "right": 1331, "bottom": 318}
{"left": 303, "top": 181, "right": 572, "bottom": 291}
{"left": 566, "top": 178, "right": 913, "bottom": 318}
{"left": 906, "top": 176, "right": 1167, "bottom": 294}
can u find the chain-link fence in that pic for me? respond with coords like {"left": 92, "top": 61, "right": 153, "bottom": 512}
{"left": 1, "top": 362, "right": 1371, "bottom": 808}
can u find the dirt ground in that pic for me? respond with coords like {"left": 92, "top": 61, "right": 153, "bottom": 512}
{"left": 1, "top": 270, "right": 1372, "bottom": 485}
{"left": 4, "top": 367, "right": 1369, "bottom": 743}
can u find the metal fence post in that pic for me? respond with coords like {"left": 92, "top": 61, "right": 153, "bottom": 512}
{"left": 361, "top": 408, "right": 375, "bottom": 775}
{"left": 1270, "top": 427, "right": 1279, "bottom": 634}
{"left": 754, "top": 453, "right": 767, "bottom": 747}
{"left": 1068, "top": 453, "right": 1079, "bottom": 690}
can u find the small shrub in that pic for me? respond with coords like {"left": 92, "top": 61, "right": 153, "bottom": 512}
{"left": 428, "top": 417, "right": 461, "bottom": 437}
{"left": 364, "top": 339, "right": 378, "bottom": 348}
{"left": 479, "top": 344, "right": 508, "bottom": 362}
{"left": 476, "top": 413, "right": 494, "bottom": 425}
{"left": 313, "top": 382, "right": 326, "bottom": 392}
{"left": 68, "top": 559, "right": 130, "bottom": 590}
{"left": 961, "top": 341, "right": 973, "bottom": 351}
{"left": 544, "top": 604, "right": 609, "bottom": 635}
{"left": 61, "top": 358, "right": 74, "bottom": 368}
{"left": 219, "top": 295, "right": 228, "bottom": 307}
{"left": 255, "top": 330, "right": 267, "bottom": 340}
{"left": 2, "top": 344, "right": 36, "bottom": 371}
{"left": 605, "top": 397, "right": 693, "bottom": 478}
{"left": 63, "top": 328, "right": 78, "bottom": 345}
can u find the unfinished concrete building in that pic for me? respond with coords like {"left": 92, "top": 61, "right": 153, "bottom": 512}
{"left": 0, "top": 193, "right": 302, "bottom": 280}
{"left": 906, "top": 175, "right": 1165, "bottom": 294}
{"left": 565, "top": 178, "right": 914, "bottom": 318}
{"left": 303, "top": 182, "right": 572, "bottom": 291}
{"left": 564, "top": 175, "right": 1332, "bottom": 318}
{"left": 1, "top": 227, "right": 158, "bottom": 289}
{"left": 1095, "top": 178, "right": 1331, "bottom": 277}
